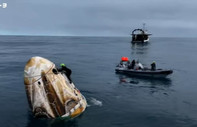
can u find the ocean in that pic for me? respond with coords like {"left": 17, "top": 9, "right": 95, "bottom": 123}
{"left": 0, "top": 35, "right": 197, "bottom": 127}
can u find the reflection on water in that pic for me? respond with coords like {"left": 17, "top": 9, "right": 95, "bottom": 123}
{"left": 26, "top": 113, "right": 48, "bottom": 127}
{"left": 131, "top": 42, "right": 149, "bottom": 48}
{"left": 26, "top": 112, "right": 79, "bottom": 127}
{"left": 119, "top": 78, "right": 139, "bottom": 84}
{"left": 130, "top": 42, "right": 150, "bottom": 58}
{"left": 118, "top": 74, "right": 172, "bottom": 86}
{"left": 117, "top": 74, "right": 173, "bottom": 97}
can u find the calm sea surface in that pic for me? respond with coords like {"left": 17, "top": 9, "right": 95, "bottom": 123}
{"left": 0, "top": 36, "right": 197, "bottom": 127}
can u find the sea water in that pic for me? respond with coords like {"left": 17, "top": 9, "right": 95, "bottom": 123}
{"left": 0, "top": 36, "right": 197, "bottom": 127}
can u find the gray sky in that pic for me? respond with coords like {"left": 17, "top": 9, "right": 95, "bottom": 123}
{"left": 0, "top": 0, "right": 197, "bottom": 37}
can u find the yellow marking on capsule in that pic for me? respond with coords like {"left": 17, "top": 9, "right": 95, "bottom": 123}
{"left": 70, "top": 107, "right": 84, "bottom": 118}
{"left": 24, "top": 77, "right": 30, "bottom": 85}
{"left": 25, "top": 58, "right": 36, "bottom": 70}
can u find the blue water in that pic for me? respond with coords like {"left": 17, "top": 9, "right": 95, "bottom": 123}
{"left": 0, "top": 36, "right": 197, "bottom": 127}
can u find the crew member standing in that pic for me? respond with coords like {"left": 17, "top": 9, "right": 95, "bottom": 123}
{"left": 58, "top": 63, "right": 72, "bottom": 83}
{"left": 151, "top": 61, "right": 156, "bottom": 71}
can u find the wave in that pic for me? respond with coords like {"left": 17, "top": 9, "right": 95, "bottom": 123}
{"left": 89, "top": 97, "right": 102, "bottom": 107}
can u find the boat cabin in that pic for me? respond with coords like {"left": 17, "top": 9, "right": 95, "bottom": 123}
{"left": 131, "top": 29, "right": 151, "bottom": 43}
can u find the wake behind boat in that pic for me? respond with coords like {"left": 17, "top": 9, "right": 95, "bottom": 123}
{"left": 115, "top": 57, "right": 173, "bottom": 78}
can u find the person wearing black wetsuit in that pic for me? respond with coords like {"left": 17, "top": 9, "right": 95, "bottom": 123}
{"left": 58, "top": 63, "right": 72, "bottom": 83}
{"left": 151, "top": 61, "right": 156, "bottom": 71}
{"left": 128, "top": 60, "right": 135, "bottom": 69}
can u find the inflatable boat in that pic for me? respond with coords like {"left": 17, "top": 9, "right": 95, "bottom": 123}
{"left": 115, "top": 67, "right": 173, "bottom": 78}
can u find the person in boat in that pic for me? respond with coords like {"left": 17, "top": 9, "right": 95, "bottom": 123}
{"left": 58, "top": 63, "right": 72, "bottom": 83}
{"left": 128, "top": 59, "right": 135, "bottom": 69}
{"left": 118, "top": 61, "right": 124, "bottom": 68}
{"left": 135, "top": 60, "right": 144, "bottom": 70}
{"left": 119, "top": 60, "right": 129, "bottom": 68}
{"left": 127, "top": 60, "right": 130, "bottom": 66}
{"left": 151, "top": 61, "right": 156, "bottom": 71}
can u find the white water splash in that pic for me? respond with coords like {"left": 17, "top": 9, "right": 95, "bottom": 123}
{"left": 90, "top": 97, "right": 102, "bottom": 107}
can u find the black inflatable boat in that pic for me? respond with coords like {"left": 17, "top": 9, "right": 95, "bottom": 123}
{"left": 115, "top": 67, "right": 173, "bottom": 78}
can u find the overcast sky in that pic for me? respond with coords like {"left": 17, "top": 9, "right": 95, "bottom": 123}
{"left": 0, "top": 0, "right": 197, "bottom": 37}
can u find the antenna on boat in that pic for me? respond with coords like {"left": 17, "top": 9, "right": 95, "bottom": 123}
{"left": 142, "top": 23, "right": 146, "bottom": 31}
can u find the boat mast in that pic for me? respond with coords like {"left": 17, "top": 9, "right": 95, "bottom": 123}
{"left": 142, "top": 23, "right": 146, "bottom": 31}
